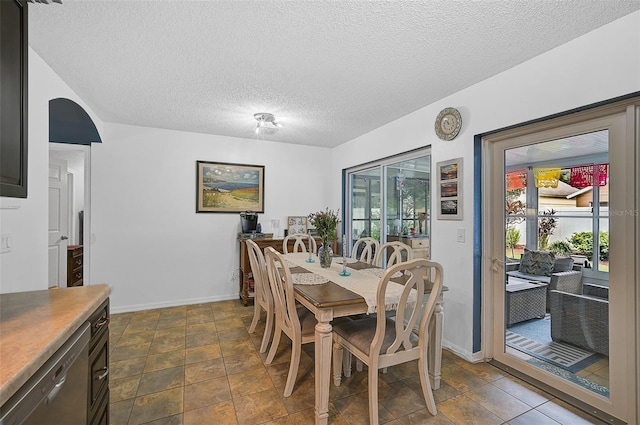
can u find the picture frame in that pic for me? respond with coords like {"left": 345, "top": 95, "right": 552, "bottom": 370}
{"left": 196, "top": 161, "right": 264, "bottom": 213}
{"left": 436, "top": 158, "right": 463, "bottom": 220}
{"left": 287, "top": 216, "right": 308, "bottom": 235}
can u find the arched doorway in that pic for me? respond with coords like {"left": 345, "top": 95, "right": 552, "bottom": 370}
{"left": 48, "top": 98, "right": 101, "bottom": 288}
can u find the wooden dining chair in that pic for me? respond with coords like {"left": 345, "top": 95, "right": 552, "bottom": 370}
{"left": 264, "top": 246, "right": 317, "bottom": 397}
{"left": 332, "top": 258, "right": 444, "bottom": 424}
{"left": 282, "top": 233, "right": 317, "bottom": 254}
{"left": 351, "top": 237, "right": 380, "bottom": 264}
{"left": 373, "top": 241, "right": 413, "bottom": 268}
{"left": 246, "top": 239, "right": 275, "bottom": 354}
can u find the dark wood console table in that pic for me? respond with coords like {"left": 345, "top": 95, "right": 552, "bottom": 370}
{"left": 237, "top": 237, "right": 322, "bottom": 305}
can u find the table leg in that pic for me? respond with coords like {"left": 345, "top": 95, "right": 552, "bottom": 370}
{"left": 314, "top": 316, "right": 333, "bottom": 425}
{"left": 428, "top": 298, "right": 444, "bottom": 390}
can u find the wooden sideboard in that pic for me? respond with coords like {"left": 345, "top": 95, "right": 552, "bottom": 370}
{"left": 237, "top": 237, "right": 323, "bottom": 305}
{"left": 387, "top": 235, "right": 430, "bottom": 260}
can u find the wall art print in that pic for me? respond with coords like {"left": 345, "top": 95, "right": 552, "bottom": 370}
{"left": 196, "top": 161, "right": 264, "bottom": 213}
{"left": 436, "top": 157, "right": 462, "bottom": 220}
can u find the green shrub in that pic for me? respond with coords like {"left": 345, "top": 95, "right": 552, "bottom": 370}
{"left": 548, "top": 240, "right": 573, "bottom": 256}
{"left": 599, "top": 231, "right": 609, "bottom": 261}
{"left": 506, "top": 227, "right": 521, "bottom": 258}
{"left": 569, "top": 231, "right": 609, "bottom": 261}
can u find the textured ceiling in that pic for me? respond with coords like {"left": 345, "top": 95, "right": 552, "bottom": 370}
{"left": 29, "top": 1, "right": 640, "bottom": 148}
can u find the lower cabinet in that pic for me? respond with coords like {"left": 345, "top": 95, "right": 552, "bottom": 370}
{"left": 67, "top": 245, "right": 83, "bottom": 287}
{"left": 88, "top": 299, "right": 109, "bottom": 425}
{"left": 90, "top": 387, "right": 109, "bottom": 425}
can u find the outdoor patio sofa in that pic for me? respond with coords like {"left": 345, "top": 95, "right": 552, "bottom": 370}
{"left": 549, "top": 284, "right": 609, "bottom": 356}
{"left": 506, "top": 249, "right": 583, "bottom": 308}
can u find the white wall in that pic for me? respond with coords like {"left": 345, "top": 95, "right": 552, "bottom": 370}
{"left": 331, "top": 11, "right": 640, "bottom": 360}
{"left": 91, "top": 124, "right": 331, "bottom": 312}
{"left": 2, "top": 12, "right": 638, "bottom": 358}
{"left": 0, "top": 48, "right": 103, "bottom": 293}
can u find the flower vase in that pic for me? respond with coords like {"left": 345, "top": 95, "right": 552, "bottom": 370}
{"left": 318, "top": 238, "right": 333, "bottom": 268}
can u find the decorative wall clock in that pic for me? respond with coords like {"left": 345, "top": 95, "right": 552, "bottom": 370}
{"left": 435, "top": 107, "right": 462, "bottom": 141}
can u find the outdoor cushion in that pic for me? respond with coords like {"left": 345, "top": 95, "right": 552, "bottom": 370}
{"left": 507, "top": 270, "right": 551, "bottom": 284}
{"left": 553, "top": 256, "right": 574, "bottom": 273}
{"left": 519, "top": 250, "right": 555, "bottom": 276}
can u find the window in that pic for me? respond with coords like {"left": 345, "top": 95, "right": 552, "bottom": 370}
{"left": 505, "top": 130, "right": 609, "bottom": 280}
{"left": 345, "top": 148, "right": 431, "bottom": 253}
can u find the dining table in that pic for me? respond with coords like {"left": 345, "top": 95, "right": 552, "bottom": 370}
{"left": 284, "top": 252, "right": 447, "bottom": 425}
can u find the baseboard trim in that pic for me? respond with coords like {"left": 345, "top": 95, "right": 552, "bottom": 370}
{"left": 110, "top": 294, "right": 241, "bottom": 314}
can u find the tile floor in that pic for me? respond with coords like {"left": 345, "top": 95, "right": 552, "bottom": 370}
{"left": 108, "top": 300, "right": 607, "bottom": 425}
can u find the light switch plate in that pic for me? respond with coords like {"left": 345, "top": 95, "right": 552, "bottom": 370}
{"left": 1, "top": 233, "right": 11, "bottom": 254}
{"left": 456, "top": 228, "right": 465, "bottom": 243}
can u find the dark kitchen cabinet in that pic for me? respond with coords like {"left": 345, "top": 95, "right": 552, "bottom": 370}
{"left": 67, "top": 246, "right": 83, "bottom": 287}
{"left": 88, "top": 299, "right": 109, "bottom": 425}
{"left": 0, "top": 0, "right": 29, "bottom": 198}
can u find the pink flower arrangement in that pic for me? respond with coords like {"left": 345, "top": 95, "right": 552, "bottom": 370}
{"left": 308, "top": 208, "right": 340, "bottom": 241}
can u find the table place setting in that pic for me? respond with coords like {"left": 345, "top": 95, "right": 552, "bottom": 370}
{"left": 291, "top": 273, "right": 329, "bottom": 285}
{"left": 360, "top": 267, "right": 403, "bottom": 279}
{"left": 285, "top": 252, "right": 417, "bottom": 314}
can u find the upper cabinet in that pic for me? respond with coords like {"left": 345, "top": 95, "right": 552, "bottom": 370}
{"left": 0, "top": 0, "right": 28, "bottom": 198}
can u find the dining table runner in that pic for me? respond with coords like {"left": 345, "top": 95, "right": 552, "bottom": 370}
{"left": 285, "top": 252, "right": 416, "bottom": 314}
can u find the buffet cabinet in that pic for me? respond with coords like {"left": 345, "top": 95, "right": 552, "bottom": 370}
{"left": 387, "top": 236, "right": 430, "bottom": 260}
{"left": 237, "top": 237, "right": 322, "bottom": 305}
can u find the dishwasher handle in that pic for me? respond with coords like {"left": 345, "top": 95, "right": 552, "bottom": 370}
{"left": 44, "top": 375, "right": 67, "bottom": 406}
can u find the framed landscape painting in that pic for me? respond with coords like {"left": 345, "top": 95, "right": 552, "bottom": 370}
{"left": 436, "top": 157, "right": 462, "bottom": 220}
{"left": 196, "top": 161, "right": 264, "bottom": 213}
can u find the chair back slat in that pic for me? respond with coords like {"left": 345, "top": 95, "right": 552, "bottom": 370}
{"left": 372, "top": 259, "right": 443, "bottom": 356}
{"left": 373, "top": 241, "right": 413, "bottom": 268}
{"left": 351, "top": 237, "right": 379, "bottom": 264}
{"left": 283, "top": 234, "right": 317, "bottom": 254}
{"left": 390, "top": 271, "right": 425, "bottom": 352}
{"left": 265, "top": 247, "right": 300, "bottom": 334}
{"left": 246, "top": 239, "right": 271, "bottom": 309}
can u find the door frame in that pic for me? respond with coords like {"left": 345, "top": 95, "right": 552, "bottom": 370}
{"left": 481, "top": 97, "right": 639, "bottom": 424}
{"left": 48, "top": 143, "right": 92, "bottom": 287}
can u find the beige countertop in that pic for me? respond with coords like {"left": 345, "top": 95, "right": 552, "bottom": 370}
{"left": 0, "top": 284, "right": 111, "bottom": 407}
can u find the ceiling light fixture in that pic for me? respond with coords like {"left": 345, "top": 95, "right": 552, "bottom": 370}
{"left": 254, "top": 112, "right": 283, "bottom": 135}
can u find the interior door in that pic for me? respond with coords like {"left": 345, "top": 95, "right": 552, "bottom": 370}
{"left": 485, "top": 107, "right": 637, "bottom": 424}
{"left": 48, "top": 158, "right": 69, "bottom": 288}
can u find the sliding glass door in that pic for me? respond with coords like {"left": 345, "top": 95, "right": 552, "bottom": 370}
{"left": 345, "top": 149, "right": 431, "bottom": 256}
{"left": 486, "top": 103, "right": 638, "bottom": 423}
{"left": 349, "top": 167, "right": 381, "bottom": 245}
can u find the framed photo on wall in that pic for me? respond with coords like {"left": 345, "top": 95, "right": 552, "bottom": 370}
{"left": 287, "top": 216, "right": 308, "bottom": 235}
{"left": 196, "top": 161, "right": 264, "bottom": 213}
{"left": 436, "top": 158, "right": 463, "bottom": 220}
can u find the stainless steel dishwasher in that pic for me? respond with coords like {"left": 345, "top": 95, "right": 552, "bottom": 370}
{"left": 0, "top": 322, "right": 90, "bottom": 425}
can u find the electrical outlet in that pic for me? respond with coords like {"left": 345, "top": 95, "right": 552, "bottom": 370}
{"left": 456, "top": 228, "right": 465, "bottom": 243}
{"left": 229, "top": 270, "right": 239, "bottom": 282}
